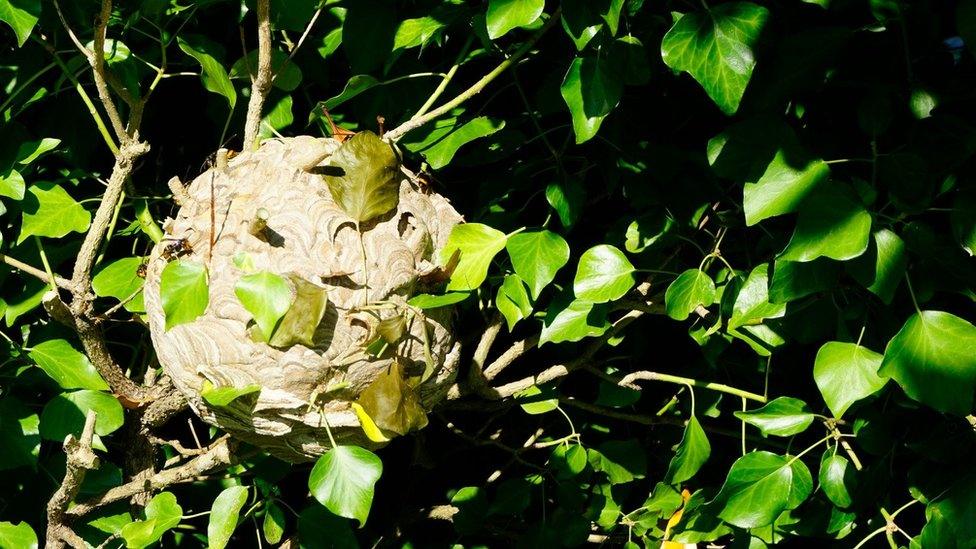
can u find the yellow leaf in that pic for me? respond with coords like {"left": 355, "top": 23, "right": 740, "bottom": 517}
{"left": 351, "top": 402, "right": 390, "bottom": 443}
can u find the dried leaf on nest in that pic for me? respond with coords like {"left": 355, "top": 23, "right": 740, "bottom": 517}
{"left": 323, "top": 131, "right": 400, "bottom": 224}
{"left": 356, "top": 361, "right": 428, "bottom": 436}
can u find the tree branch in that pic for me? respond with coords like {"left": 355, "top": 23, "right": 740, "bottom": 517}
{"left": 46, "top": 411, "right": 99, "bottom": 549}
{"left": 242, "top": 0, "right": 272, "bottom": 150}
{"left": 384, "top": 9, "right": 561, "bottom": 142}
{"left": 0, "top": 252, "right": 72, "bottom": 289}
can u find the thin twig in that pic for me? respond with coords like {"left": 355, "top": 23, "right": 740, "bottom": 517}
{"left": 242, "top": 0, "right": 272, "bottom": 150}
{"left": 384, "top": 9, "right": 561, "bottom": 142}
{"left": 0, "top": 252, "right": 72, "bottom": 289}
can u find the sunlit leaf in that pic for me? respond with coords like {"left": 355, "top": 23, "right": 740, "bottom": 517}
{"left": 813, "top": 341, "right": 888, "bottom": 418}
{"left": 262, "top": 501, "right": 285, "bottom": 545}
{"left": 728, "top": 264, "right": 786, "bottom": 330}
{"left": 200, "top": 381, "right": 261, "bottom": 408}
{"left": 847, "top": 229, "right": 907, "bottom": 304}
{"left": 0, "top": 521, "right": 37, "bottom": 549}
{"left": 351, "top": 402, "right": 391, "bottom": 443}
{"left": 40, "top": 390, "right": 124, "bottom": 441}
{"left": 28, "top": 339, "right": 108, "bottom": 391}
{"left": 879, "top": 311, "right": 976, "bottom": 415}
{"left": 496, "top": 274, "right": 532, "bottom": 330}
{"left": 486, "top": 0, "right": 544, "bottom": 39}
{"left": 324, "top": 131, "right": 400, "bottom": 224}
{"left": 710, "top": 451, "right": 813, "bottom": 528}
{"left": 665, "top": 416, "right": 711, "bottom": 484}
{"left": 16, "top": 137, "right": 59, "bottom": 165}
{"left": 120, "top": 492, "right": 182, "bottom": 549}
{"left": 779, "top": 186, "right": 872, "bottom": 262}
{"left": 516, "top": 384, "right": 558, "bottom": 415}
{"left": 207, "top": 486, "right": 249, "bottom": 549}
{"left": 235, "top": 271, "right": 293, "bottom": 342}
{"left": 0, "top": 398, "right": 40, "bottom": 471}
{"left": 661, "top": 2, "right": 769, "bottom": 114}
{"left": 505, "top": 230, "right": 570, "bottom": 299}
{"left": 178, "top": 35, "right": 237, "bottom": 107}
{"left": 539, "top": 297, "right": 609, "bottom": 345}
{"left": 18, "top": 182, "right": 91, "bottom": 243}
{"left": 322, "top": 75, "right": 379, "bottom": 110}
{"left": 560, "top": 56, "right": 622, "bottom": 143}
{"left": 0, "top": 0, "right": 40, "bottom": 47}
{"left": 743, "top": 151, "right": 829, "bottom": 226}
{"left": 407, "top": 292, "right": 471, "bottom": 309}
{"left": 441, "top": 223, "right": 508, "bottom": 291}
{"left": 665, "top": 269, "right": 716, "bottom": 321}
{"left": 159, "top": 260, "right": 209, "bottom": 330}
{"left": 309, "top": 446, "right": 383, "bottom": 527}
{"left": 92, "top": 257, "right": 146, "bottom": 314}
{"left": 573, "top": 245, "right": 635, "bottom": 303}
{"left": 734, "top": 397, "right": 815, "bottom": 437}
{"left": 406, "top": 116, "right": 505, "bottom": 170}
{"left": 819, "top": 452, "right": 855, "bottom": 508}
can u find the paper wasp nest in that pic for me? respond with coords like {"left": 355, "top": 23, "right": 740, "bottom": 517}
{"left": 142, "top": 135, "right": 463, "bottom": 462}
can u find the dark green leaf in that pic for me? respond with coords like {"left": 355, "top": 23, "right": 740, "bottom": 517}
{"left": 734, "top": 397, "right": 815, "bottom": 437}
{"left": 309, "top": 446, "right": 383, "bottom": 527}
{"left": 545, "top": 178, "right": 584, "bottom": 229}
{"left": 407, "top": 116, "right": 505, "bottom": 170}
{"left": 768, "top": 259, "right": 841, "bottom": 303}
{"left": 324, "top": 131, "right": 400, "bottom": 224}
{"left": 879, "top": 311, "right": 976, "bottom": 415}
{"left": 560, "top": 56, "right": 622, "bottom": 144}
{"left": 589, "top": 440, "right": 646, "bottom": 484}
{"left": 711, "top": 451, "right": 813, "bottom": 528}
{"left": 847, "top": 229, "right": 908, "bottom": 303}
{"left": 322, "top": 75, "right": 380, "bottom": 110}
{"left": 818, "top": 452, "right": 855, "bottom": 508}
{"left": 267, "top": 275, "right": 329, "bottom": 348}
{"left": 661, "top": 3, "right": 769, "bottom": 114}
{"left": 665, "top": 416, "right": 711, "bottom": 484}
{"left": 356, "top": 361, "right": 428, "bottom": 436}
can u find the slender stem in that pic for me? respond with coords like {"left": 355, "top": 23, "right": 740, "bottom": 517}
{"left": 34, "top": 237, "right": 57, "bottom": 290}
{"left": 904, "top": 274, "right": 921, "bottom": 314}
{"left": 96, "top": 189, "right": 125, "bottom": 266}
{"left": 620, "top": 371, "right": 767, "bottom": 403}
{"left": 0, "top": 62, "right": 56, "bottom": 114}
{"left": 384, "top": 9, "right": 561, "bottom": 142}
{"left": 415, "top": 35, "right": 474, "bottom": 118}
{"left": 0, "top": 253, "right": 71, "bottom": 289}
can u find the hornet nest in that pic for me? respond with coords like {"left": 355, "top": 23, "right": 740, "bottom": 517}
{"left": 143, "top": 134, "right": 463, "bottom": 462}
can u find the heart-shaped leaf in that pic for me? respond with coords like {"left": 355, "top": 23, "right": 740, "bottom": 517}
{"left": 324, "top": 131, "right": 400, "bottom": 224}
{"left": 505, "top": 230, "right": 570, "bottom": 299}
{"left": 441, "top": 223, "right": 508, "bottom": 291}
{"left": 356, "top": 361, "right": 428, "bottom": 436}
{"left": 819, "top": 452, "right": 856, "bottom": 508}
{"left": 573, "top": 244, "right": 635, "bottom": 303}
{"left": 234, "top": 271, "right": 294, "bottom": 342}
{"left": 813, "top": 341, "right": 887, "bottom": 418}
{"left": 18, "top": 182, "right": 91, "bottom": 244}
{"left": 268, "top": 275, "right": 329, "bottom": 348}
{"left": 28, "top": 339, "right": 108, "bottom": 391}
{"left": 120, "top": 492, "right": 183, "bottom": 549}
{"left": 496, "top": 274, "right": 533, "bottom": 331}
{"left": 710, "top": 451, "right": 813, "bottom": 528}
{"left": 486, "top": 0, "right": 544, "bottom": 39}
{"left": 309, "top": 446, "right": 383, "bottom": 527}
{"left": 665, "top": 416, "right": 711, "bottom": 484}
{"left": 665, "top": 269, "right": 716, "bottom": 321}
{"left": 159, "top": 260, "right": 209, "bottom": 330}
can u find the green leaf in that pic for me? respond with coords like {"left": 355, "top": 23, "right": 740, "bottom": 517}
{"left": 0, "top": 169, "right": 24, "bottom": 200}
{"left": 393, "top": 13, "right": 452, "bottom": 51}
{"left": 309, "top": 446, "right": 383, "bottom": 527}
{"left": 602, "top": 0, "right": 625, "bottom": 35}
{"left": 516, "top": 384, "right": 558, "bottom": 415}
{"left": 728, "top": 264, "right": 786, "bottom": 330}
{"left": 661, "top": 2, "right": 769, "bottom": 114}
{"left": 267, "top": 275, "right": 330, "bottom": 348}
{"left": 768, "top": 258, "right": 841, "bottom": 303}
{"left": 0, "top": 521, "right": 37, "bottom": 549}
{"left": 927, "top": 471, "right": 976, "bottom": 548}
{"left": 545, "top": 178, "right": 584, "bottom": 229}
{"left": 539, "top": 298, "right": 609, "bottom": 345}
{"left": 560, "top": 56, "right": 622, "bottom": 144}
{"left": 734, "top": 397, "right": 815, "bottom": 437}
{"left": 879, "top": 311, "right": 976, "bottom": 415}
{"left": 92, "top": 257, "right": 146, "bottom": 314}
{"left": 16, "top": 137, "right": 59, "bottom": 165}
{"left": 408, "top": 116, "right": 505, "bottom": 170}
{"left": 496, "top": 274, "right": 532, "bottom": 331}
{"left": 665, "top": 416, "right": 711, "bottom": 484}
{"left": 441, "top": 223, "right": 508, "bottom": 291}
{"left": 235, "top": 271, "right": 293, "bottom": 342}
{"left": 951, "top": 189, "right": 976, "bottom": 255}
{"left": 407, "top": 292, "right": 471, "bottom": 309}
{"left": 743, "top": 151, "right": 829, "bottom": 226}
{"left": 207, "top": 486, "right": 249, "bottom": 549}
{"left": 262, "top": 501, "right": 286, "bottom": 545}
{"left": 18, "top": 182, "right": 91, "bottom": 243}
{"left": 0, "top": 398, "right": 40, "bottom": 471}
{"left": 847, "top": 229, "right": 908, "bottom": 304}
{"left": 711, "top": 451, "right": 813, "bottom": 528}
{"left": 813, "top": 341, "right": 888, "bottom": 418}
{"left": 561, "top": 0, "right": 603, "bottom": 50}
{"left": 819, "top": 452, "right": 855, "bottom": 508}
{"left": 120, "top": 492, "right": 182, "bottom": 549}
{"left": 200, "top": 382, "right": 261, "bottom": 408}
{"left": 356, "top": 361, "right": 428, "bottom": 436}
{"left": 505, "top": 230, "right": 570, "bottom": 299}
{"left": 40, "top": 390, "right": 124, "bottom": 441}
{"left": 324, "top": 131, "right": 400, "bottom": 224}
{"left": 229, "top": 49, "right": 302, "bottom": 91}
{"left": 573, "top": 244, "right": 635, "bottom": 303}
{"left": 177, "top": 35, "right": 236, "bottom": 108}
{"left": 28, "top": 339, "right": 108, "bottom": 391}
{"left": 625, "top": 212, "right": 675, "bottom": 254}
{"left": 550, "top": 443, "right": 588, "bottom": 479}
{"left": 665, "top": 269, "right": 716, "bottom": 321}
{"left": 159, "top": 260, "right": 209, "bottom": 330}
{"left": 0, "top": 0, "right": 40, "bottom": 47}
{"left": 779, "top": 187, "right": 872, "bottom": 262}
{"left": 322, "top": 75, "right": 380, "bottom": 110}
{"left": 486, "top": 0, "right": 544, "bottom": 39}
{"left": 589, "top": 440, "right": 647, "bottom": 485}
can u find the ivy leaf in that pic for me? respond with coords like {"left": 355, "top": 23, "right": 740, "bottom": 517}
{"left": 661, "top": 2, "right": 770, "bottom": 115}
{"left": 847, "top": 229, "right": 908, "bottom": 304}
{"left": 207, "top": 486, "right": 249, "bottom": 549}
{"left": 589, "top": 440, "right": 647, "bottom": 485}
{"left": 550, "top": 444, "right": 588, "bottom": 479}
{"left": 505, "top": 230, "right": 570, "bottom": 299}
{"left": 545, "top": 178, "right": 585, "bottom": 229}
{"left": 309, "top": 446, "right": 383, "bottom": 527}
{"left": 235, "top": 271, "right": 294, "bottom": 342}
{"left": 92, "top": 257, "right": 146, "bottom": 314}
{"left": 0, "top": 521, "right": 37, "bottom": 549}
{"left": 200, "top": 382, "right": 261, "bottom": 408}
{"left": 267, "top": 275, "right": 329, "bottom": 348}
{"left": 356, "top": 361, "right": 428, "bottom": 436}
{"left": 743, "top": 151, "right": 829, "bottom": 226}
{"left": 393, "top": 12, "right": 453, "bottom": 52}
{"left": 16, "top": 138, "right": 59, "bottom": 165}
{"left": 40, "top": 390, "right": 124, "bottom": 442}
{"left": 879, "top": 311, "right": 976, "bottom": 415}
{"left": 0, "top": 0, "right": 40, "bottom": 47}
{"left": 486, "top": 0, "right": 544, "bottom": 39}
{"left": 159, "top": 260, "right": 209, "bottom": 330}
{"left": 262, "top": 501, "right": 286, "bottom": 545}
{"left": 324, "top": 131, "right": 400, "bottom": 224}
{"left": 407, "top": 292, "right": 471, "bottom": 309}
{"left": 28, "top": 339, "right": 108, "bottom": 391}
{"left": 779, "top": 187, "right": 872, "bottom": 262}
{"left": 0, "top": 169, "right": 24, "bottom": 200}
{"left": 441, "top": 223, "right": 508, "bottom": 291}
{"left": 120, "top": 492, "right": 182, "bottom": 549}
{"left": 539, "top": 298, "right": 609, "bottom": 345}
{"left": 405, "top": 116, "right": 505, "bottom": 170}
{"left": 728, "top": 264, "right": 786, "bottom": 330}
{"left": 516, "top": 384, "right": 559, "bottom": 415}
{"left": 322, "top": 75, "right": 379, "bottom": 110}
{"left": 178, "top": 35, "right": 236, "bottom": 108}
{"left": 734, "top": 397, "right": 815, "bottom": 437}
{"left": 665, "top": 269, "right": 716, "bottom": 321}
{"left": 813, "top": 341, "right": 888, "bottom": 418}
{"left": 768, "top": 259, "right": 841, "bottom": 303}
{"left": 560, "top": 56, "right": 622, "bottom": 144}
{"left": 561, "top": 0, "right": 603, "bottom": 50}
{"left": 0, "top": 398, "right": 40, "bottom": 471}
{"left": 665, "top": 416, "right": 711, "bottom": 484}
{"left": 18, "top": 182, "right": 91, "bottom": 243}
{"left": 819, "top": 452, "right": 855, "bottom": 508}
{"left": 710, "top": 451, "right": 813, "bottom": 528}
{"left": 573, "top": 245, "right": 635, "bottom": 303}
{"left": 496, "top": 274, "right": 532, "bottom": 331}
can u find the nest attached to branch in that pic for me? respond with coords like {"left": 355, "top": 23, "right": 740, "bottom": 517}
{"left": 142, "top": 135, "right": 463, "bottom": 462}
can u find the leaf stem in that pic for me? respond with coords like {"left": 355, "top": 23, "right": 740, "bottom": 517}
{"left": 904, "top": 273, "right": 921, "bottom": 314}
{"left": 34, "top": 237, "right": 58, "bottom": 290}
{"left": 415, "top": 35, "right": 474, "bottom": 118}
{"left": 620, "top": 371, "right": 766, "bottom": 403}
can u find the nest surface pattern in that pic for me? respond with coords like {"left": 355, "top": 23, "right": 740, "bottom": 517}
{"left": 143, "top": 136, "right": 463, "bottom": 461}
